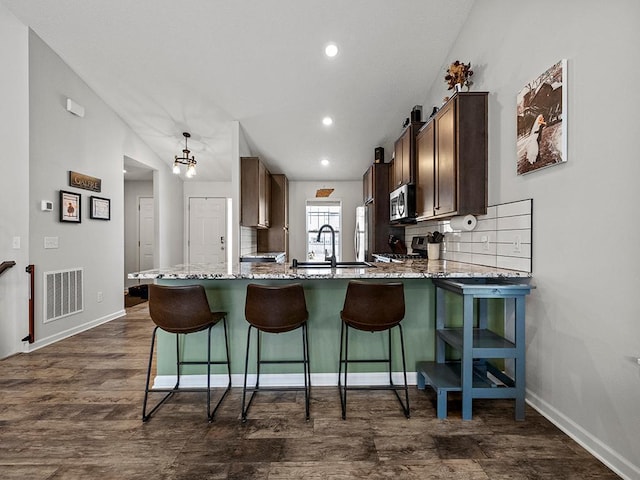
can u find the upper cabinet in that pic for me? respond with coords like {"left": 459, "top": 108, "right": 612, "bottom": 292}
{"left": 258, "top": 174, "right": 289, "bottom": 256}
{"left": 363, "top": 164, "right": 374, "bottom": 204}
{"left": 362, "top": 162, "right": 401, "bottom": 256}
{"left": 416, "top": 92, "right": 488, "bottom": 220}
{"left": 241, "top": 156, "right": 271, "bottom": 229}
{"left": 392, "top": 121, "right": 424, "bottom": 189}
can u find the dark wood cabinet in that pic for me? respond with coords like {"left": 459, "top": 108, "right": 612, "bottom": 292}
{"left": 392, "top": 121, "right": 424, "bottom": 189}
{"left": 241, "top": 156, "right": 271, "bottom": 229}
{"left": 258, "top": 174, "right": 288, "bottom": 256}
{"left": 362, "top": 163, "right": 403, "bottom": 257}
{"left": 416, "top": 120, "right": 435, "bottom": 219}
{"left": 363, "top": 165, "right": 374, "bottom": 204}
{"left": 416, "top": 92, "right": 488, "bottom": 220}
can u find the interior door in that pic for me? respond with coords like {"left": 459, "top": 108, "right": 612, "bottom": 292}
{"left": 188, "top": 197, "right": 226, "bottom": 265}
{"left": 138, "top": 197, "right": 154, "bottom": 271}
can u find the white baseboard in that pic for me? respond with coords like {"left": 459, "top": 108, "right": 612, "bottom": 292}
{"left": 526, "top": 389, "right": 639, "bottom": 480}
{"left": 23, "top": 309, "right": 125, "bottom": 353}
{"left": 152, "top": 371, "right": 418, "bottom": 389}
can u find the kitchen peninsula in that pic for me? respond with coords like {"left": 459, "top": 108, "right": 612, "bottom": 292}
{"left": 129, "top": 260, "right": 531, "bottom": 389}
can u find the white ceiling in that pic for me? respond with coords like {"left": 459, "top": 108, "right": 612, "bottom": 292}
{"left": 2, "top": 0, "right": 475, "bottom": 182}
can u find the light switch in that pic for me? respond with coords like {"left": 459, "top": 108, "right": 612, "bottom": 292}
{"left": 12, "top": 236, "right": 20, "bottom": 249}
{"left": 44, "top": 236, "right": 59, "bottom": 249}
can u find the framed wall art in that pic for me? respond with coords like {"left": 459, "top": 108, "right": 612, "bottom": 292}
{"left": 60, "top": 190, "right": 81, "bottom": 223}
{"left": 516, "top": 59, "right": 567, "bottom": 175}
{"left": 89, "top": 196, "right": 111, "bottom": 220}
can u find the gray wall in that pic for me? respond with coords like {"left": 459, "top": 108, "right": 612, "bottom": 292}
{"left": 426, "top": 1, "right": 640, "bottom": 476}
{"left": 23, "top": 30, "right": 184, "bottom": 350}
{"left": 0, "top": 4, "right": 29, "bottom": 358}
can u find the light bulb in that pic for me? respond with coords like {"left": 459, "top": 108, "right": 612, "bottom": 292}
{"left": 172, "top": 163, "right": 180, "bottom": 174}
{"left": 325, "top": 43, "right": 338, "bottom": 58}
{"left": 186, "top": 164, "right": 196, "bottom": 177}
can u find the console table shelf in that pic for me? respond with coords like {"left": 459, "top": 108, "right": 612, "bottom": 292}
{"left": 417, "top": 278, "right": 533, "bottom": 420}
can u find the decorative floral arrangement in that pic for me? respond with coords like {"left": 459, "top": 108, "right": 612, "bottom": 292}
{"left": 445, "top": 61, "right": 473, "bottom": 90}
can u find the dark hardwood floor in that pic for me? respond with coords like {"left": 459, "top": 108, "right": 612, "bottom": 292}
{"left": 0, "top": 303, "right": 619, "bottom": 479}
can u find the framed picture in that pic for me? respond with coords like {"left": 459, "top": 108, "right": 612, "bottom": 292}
{"left": 60, "top": 190, "right": 81, "bottom": 223}
{"left": 516, "top": 59, "right": 567, "bottom": 175}
{"left": 89, "top": 196, "right": 111, "bottom": 220}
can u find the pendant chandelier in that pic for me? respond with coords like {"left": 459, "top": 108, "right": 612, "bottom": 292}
{"left": 173, "top": 132, "right": 197, "bottom": 177}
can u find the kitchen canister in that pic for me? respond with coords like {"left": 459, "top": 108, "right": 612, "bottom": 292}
{"left": 427, "top": 243, "right": 441, "bottom": 260}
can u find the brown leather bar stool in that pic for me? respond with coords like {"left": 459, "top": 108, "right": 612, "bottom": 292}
{"left": 338, "top": 280, "right": 410, "bottom": 419}
{"left": 242, "top": 283, "right": 310, "bottom": 422}
{"left": 142, "top": 284, "right": 231, "bottom": 422}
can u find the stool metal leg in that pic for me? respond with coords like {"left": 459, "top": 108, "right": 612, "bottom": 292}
{"left": 143, "top": 318, "right": 231, "bottom": 423}
{"left": 396, "top": 324, "right": 410, "bottom": 418}
{"left": 302, "top": 322, "right": 310, "bottom": 420}
{"left": 206, "top": 325, "right": 211, "bottom": 420}
{"left": 338, "top": 322, "right": 410, "bottom": 420}
{"left": 142, "top": 327, "right": 178, "bottom": 422}
{"left": 242, "top": 322, "right": 311, "bottom": 423}
{"left": 338, "top": 322, "right": 349, "bottom": 420}
{"left": 206, "top": 318, "right": 232, "bottom": 423}
{"left": 241, "top": 325, "right": 256, "bottom": 422}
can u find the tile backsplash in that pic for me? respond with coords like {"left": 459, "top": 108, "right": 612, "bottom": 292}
{"left": 404, "top": 199, "right": 532, "bottom": 272}
{"left": 240, "top": 226, "right": 257, "bottom": 257}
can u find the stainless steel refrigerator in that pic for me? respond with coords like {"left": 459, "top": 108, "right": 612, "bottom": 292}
{"left": 354, "top": 205, "right": 369, "bottom": 262}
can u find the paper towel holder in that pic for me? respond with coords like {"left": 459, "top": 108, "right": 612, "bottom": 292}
{"left": 450, "top": 214, "right": 477, "bottom": 231}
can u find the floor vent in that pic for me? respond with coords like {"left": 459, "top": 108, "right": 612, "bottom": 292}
{"left": 44, "top": 268, "right": 84, "bottom": 323}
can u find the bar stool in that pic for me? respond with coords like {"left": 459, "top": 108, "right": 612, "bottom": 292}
{"left": 338, "top": 280, "right": 410, "bottom": 419}
{"left": 241, "top": 283, "right": 310, "bottom": 422}
{"left": 142, "top": 284, "right": 231, "bottom": 422}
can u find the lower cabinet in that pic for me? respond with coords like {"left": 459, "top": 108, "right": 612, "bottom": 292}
{"left": 417, "top": 278, "right": 533, "bottom": 420}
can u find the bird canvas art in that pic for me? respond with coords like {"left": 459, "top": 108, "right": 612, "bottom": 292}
{"left": 525, "top": 114, "right": 546, "bottom": 164}
{"left": 516, "top": 60, "right": 567, "bottom": 175}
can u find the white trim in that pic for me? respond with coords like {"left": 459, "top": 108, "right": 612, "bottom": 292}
{"left": 526, "top": 390, "right": 638, "bottom": 480}
{"left": 305, "top": 198, "right": 343, "bottom": 261}
{"left": 185, "top": 195, "right": 228, "bottom": 267}
{"left": 23, "top": 310, "right": 125, "bottom": 353}
{"left": 152, "top": 371, "right": 419, "bottom": 389}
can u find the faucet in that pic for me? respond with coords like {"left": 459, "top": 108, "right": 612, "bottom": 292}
{"left": 317, "top": 224, "right": 337, "bottom": 267}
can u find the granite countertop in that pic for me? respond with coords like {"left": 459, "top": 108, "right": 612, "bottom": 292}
{"left": 241, "top": 252, "right": 285, "bottom": 259}
{"left": 128, "top": 260, "right": 531, "bottom": 280}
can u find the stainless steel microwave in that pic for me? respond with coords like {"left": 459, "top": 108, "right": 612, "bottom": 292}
{"left": 390, "top": 184, "right": 416, "bottom": 223}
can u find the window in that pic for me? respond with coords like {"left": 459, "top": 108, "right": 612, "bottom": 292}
{"left": 306, "top": 200, "right": 342, "bottom": 261}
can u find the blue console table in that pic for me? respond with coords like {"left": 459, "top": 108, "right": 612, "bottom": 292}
{"left": 417, "top": 278, "right": 533, "bottom": 420}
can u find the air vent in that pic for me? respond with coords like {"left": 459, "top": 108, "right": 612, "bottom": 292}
{"left": 44, "top": 268, "right": 83, "bottom": 323}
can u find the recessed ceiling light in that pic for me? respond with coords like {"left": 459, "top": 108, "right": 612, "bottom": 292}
{"left": 325, "top": 43, "right": 338, "bottom": 58}
{"left": 321, "top": 159, "right": 330, "bottom": 166}
{"left": 322, "top": 116, "right": 333, "bottom": 126}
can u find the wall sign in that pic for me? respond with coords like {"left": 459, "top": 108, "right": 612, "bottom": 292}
{"left": 69, "top": 171, "right": 101, "bottom": 192}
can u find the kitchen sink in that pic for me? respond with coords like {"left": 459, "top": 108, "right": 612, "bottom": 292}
{"left": 291, "top": 259, "right": 375, "bottom": 269}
